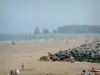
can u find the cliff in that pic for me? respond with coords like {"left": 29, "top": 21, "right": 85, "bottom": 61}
{"left": 55, "top": 25, "right": 100, "bottom": 34}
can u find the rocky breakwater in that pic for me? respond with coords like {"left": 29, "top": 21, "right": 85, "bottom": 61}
{"left": 40, "top": 41, "right": 100, "bottom": 63}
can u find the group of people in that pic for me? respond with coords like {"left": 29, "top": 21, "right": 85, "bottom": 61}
{"left": 80, "top": 68, "right": 100, "bottom": 75}
{"left": 9, "top": 63, "right": 24, "bottom": 75}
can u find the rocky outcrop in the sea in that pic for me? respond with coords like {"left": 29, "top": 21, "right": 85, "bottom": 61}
{"left": 34, "top": 28, "right": 41, "bottom": 34}
{"left": 43, "top": 29, "right": 50, "bottom": 34}
{"left": 40, "top": 41, "right": 100, "bottom": 62}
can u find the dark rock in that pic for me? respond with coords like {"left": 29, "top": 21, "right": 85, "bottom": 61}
{"left": 34, "top": 28, "right": 41, "bottom": 34}
{"left": 40, "top": 40, "right": 100, "bottom": 62}
{"left": 43, "top": 29, "right": 50, "bottom": 34}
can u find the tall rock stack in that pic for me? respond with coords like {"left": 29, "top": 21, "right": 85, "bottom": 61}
{"left": 34, "top": 28, "right": 41, "bottom": 34}
{"left": 43, "top": 29, "right": 50, "bottom": 34}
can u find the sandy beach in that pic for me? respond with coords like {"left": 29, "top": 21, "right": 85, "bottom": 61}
{"left": 0, "top": 38, "right": 100, "bottom": 75}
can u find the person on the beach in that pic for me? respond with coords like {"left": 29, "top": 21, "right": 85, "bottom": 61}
{"left": 21, "top": 63, "right": 24, "bottom": 70}
{"left": 80, "top": 70, "right": 86, "bottom": 75}
{"left": 15, "top": 70, "right": 18, "bottom": 75}
{"left": 9, "top": 70, "right": 13, "bottom": 75}
{"left": 66, "top": 41, "right": 68, "bottom": 44}
{"left": 87, "top": 70, "right": 95, "bottom": 75}
{"left": 48, "top": 52, "right": 52, "bottom": 56}
{"left": 46, "top": 56, "right": 51, "bottom": 62}
{"left": 91, "top": 68, "right": 97, "bottom": 72}
{"left": 9, "top": 70, "right": 17, "bottom": 75}
{"left": 12, "top": 41, "right": 15, "bottom": 45}
{"left": 89, "top": 68, "right": 99, "bottom": 75}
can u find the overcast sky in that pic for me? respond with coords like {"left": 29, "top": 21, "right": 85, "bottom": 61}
{"left": 0, "top": 0, "right": 100, "bottom": 34}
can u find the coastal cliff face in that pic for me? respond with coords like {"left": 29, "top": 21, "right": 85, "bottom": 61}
{"left": 54, "top": 25, "right": 100, "bottom": 34}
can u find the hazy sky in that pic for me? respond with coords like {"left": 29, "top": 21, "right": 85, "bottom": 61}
{"left": 0, "top": 0, "right": 100, "bottom": 34}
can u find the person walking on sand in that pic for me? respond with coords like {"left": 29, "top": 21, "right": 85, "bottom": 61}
{"left": 21, "top": 63, "right": 24, "bottom": 70}
{"left": 66, "top": 41, "right": 68, "bottom": 44}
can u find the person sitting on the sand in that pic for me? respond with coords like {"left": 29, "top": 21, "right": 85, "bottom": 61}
{"left": 91, "top": 68, "right": 99, "bottom": 75}
{"left": 80, "top": 70, "right": 86, "bottom": 75}
{"left": 9, "top": 70, "right": 17, "bottom": 75}
{"left": 46, "top": 56, "right": 51, "bottom": 62}
{"left": 87, "top": 70, "right": 95, "bottom": 75}
{"left": 48, "top": 52, "right": 52, "bottom": 56}
{"left": 48, "top": 52, "right": 53, "bottom": 59}
{"left": 90, "top": 68, "right": 97, "bottom": 72}
{"left": 9, "top": 70, "right": 13, "bottom": 75}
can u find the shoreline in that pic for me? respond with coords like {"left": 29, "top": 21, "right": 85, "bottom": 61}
{"left": 0, "top": 37, "right": 98, "bottom": 44}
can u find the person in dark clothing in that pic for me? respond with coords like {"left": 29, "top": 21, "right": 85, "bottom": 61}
{"left": 22, "top": 63, "right": 24, "bottom": 70}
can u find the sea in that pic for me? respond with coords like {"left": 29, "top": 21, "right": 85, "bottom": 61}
{"left": 0, "top": 33, "right": 100, "bottom": 44}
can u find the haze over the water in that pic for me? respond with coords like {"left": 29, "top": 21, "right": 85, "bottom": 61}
{"left": 0, "top": 0, "right": 100, "bottom": 34}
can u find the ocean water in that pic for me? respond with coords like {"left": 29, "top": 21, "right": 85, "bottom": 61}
{"left": 0, "top": 33, "right": 100, "bottom": 43}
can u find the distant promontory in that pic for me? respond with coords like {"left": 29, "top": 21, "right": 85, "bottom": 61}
{"left": 54, "top": 25, "right": 100, "bottom": 34}
{"left": 34, "top": 25, "right": 100, "bottom": 34}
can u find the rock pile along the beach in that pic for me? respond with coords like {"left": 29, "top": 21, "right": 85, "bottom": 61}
{"left": 40, "top": 40, "right": 100, "bottom": 62}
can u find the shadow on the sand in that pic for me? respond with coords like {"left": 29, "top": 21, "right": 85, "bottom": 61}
{"left": 20, "top": 68, "right": 34, "bottom": 71}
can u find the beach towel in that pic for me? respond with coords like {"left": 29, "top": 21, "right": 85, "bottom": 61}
{"left": 85, "top": 72, "right": 95, "bottom": 75}
{"left": 16, "top": 69, "right": 20, "bottom": 74}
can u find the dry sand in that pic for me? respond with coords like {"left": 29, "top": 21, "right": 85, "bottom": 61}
{"left": 0, "top": 38, "right": 100, "bottom": 75}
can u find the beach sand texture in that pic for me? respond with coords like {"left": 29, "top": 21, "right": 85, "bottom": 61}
{"left": 0, "top": 38, "right": 100, "bottom": 75}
